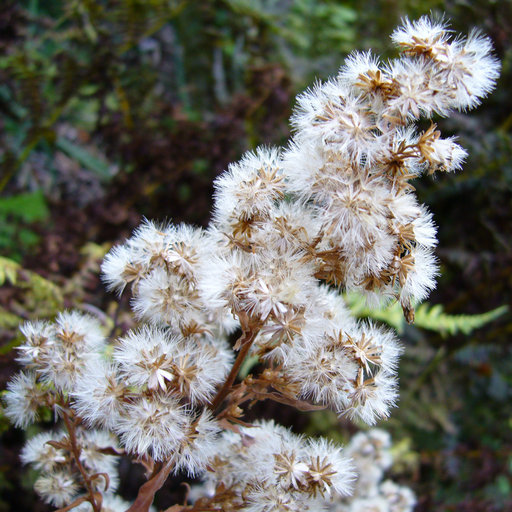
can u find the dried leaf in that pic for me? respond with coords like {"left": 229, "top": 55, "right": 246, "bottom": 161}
{"left": 126, "top": 458, "right": 175, "bottom": 512}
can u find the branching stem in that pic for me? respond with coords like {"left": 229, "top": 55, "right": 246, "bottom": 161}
{"left": 61, "top": 410, "right": 101, "bottom": 512}
{"left": 210, "top": 322, "right": 260, "bottom": 412}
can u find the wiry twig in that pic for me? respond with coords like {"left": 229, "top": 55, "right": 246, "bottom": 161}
{"left": 210, "top": 312, "right": 261, "bottom": 412}
{"left": 61, "top": 409, "right": 102, "bottom": 512}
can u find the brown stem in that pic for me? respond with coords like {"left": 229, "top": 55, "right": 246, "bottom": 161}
{"left": 55, "top": 495, "right": 89, "bottom": 512}
{"left": 218, "top": 377, "right": 326, "bottom": 421}
{"left": 210, "top": 324, "right": 260, "bottom": 412}
{"left": 126, "top": 458, "right": 175, "bottom": 512}
{"left": 61, "top": 411, "right": 102, "bottom": 512}
{"left": 126, "top": 319, "right": 258, "bottom": 512}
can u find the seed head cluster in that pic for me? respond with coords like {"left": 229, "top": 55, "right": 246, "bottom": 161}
{"left": 22, "top": 429, "right": 120, "bottom": 508}
{"left": 191, "top": 420, "right": 355, "bottom": 511}
{"left": 332, "top": 429, "right": 416, "bottom": 512}
{"left": 3, "top": 16, "right": 499, "bottom": 511}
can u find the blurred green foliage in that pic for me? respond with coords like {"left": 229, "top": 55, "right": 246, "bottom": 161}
{"left": 0, "top": 0, "right": 361, "bottom": 206}
{"left": 0, "top": 192, "right": 49, "bottom": 261}
{"left": 0, "top": 256, "right": 64, "bottom": 348}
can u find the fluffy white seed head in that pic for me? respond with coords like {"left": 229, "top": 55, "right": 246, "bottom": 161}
{"left": 114, "top": 326, "right": 180, "bottom": 391}
{"left": 74, "top": 495, "right": 144, "bottom": 512}
{"left": 213, "top": 146, "right": 285, "bottom": 226}
{"left": 34, "top": 311, "right": 105, "bottom": 393}
{"left": 101, "top": 243, "right": 141, "bottom": 295}
{"left": 380, "top": 480, "right": 417, "bottom": 512}
{"left": 4, "top": 371, "right": 46, "bottom": 428}
{"left": 398, "top": 245, "right": 439, "bottom": 305}
{"left": 16, "top": 320, "right": 55, "bottom": 368}
{"left": 344, "top": 370, "right": 398, "bottom": 425}
{"left": 21, "top": 431, "right": 68, "bottom": 472}
{"left": 34, "top": 471, "right": 80, "bottom": 508}
{"left": 391, "top": 16, "right": 451, "bottom": 58}
{"left": 72, "top": 359, "right": 129, "bottom": 430}
{"left": 79, "top": 429, "right": 121, "bottom": 493}
{"left": 172, "top": 410, "right": 221, "bottom": 476}
{"left": 114, "top": 394, "right": 187, "bottom": 461}
{"left": 327, "top": 429, "right": 416, "bottom": 511}
{"left": 194, "top": 421, "right": 355, "bottom": 510}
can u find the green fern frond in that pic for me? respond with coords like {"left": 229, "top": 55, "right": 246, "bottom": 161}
{"left": 345, "top": 292, "right": 405, "bottom": 332}
{"left": 345, "top": 292, "right": 507, "bottom": 337}
{"left": 414, "top": 303, "right": 508, "bottom": 337}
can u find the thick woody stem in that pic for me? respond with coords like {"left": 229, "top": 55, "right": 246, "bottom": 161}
{"left": 210, "top": 318, "right": 260, "bottom": 412}
{"left": 61, "top": 411, "right": 102, "bottom": 512}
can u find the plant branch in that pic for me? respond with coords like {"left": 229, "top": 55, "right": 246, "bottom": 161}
{"left": 218, "top": 376, "right": 325, "bottom": 423}
{"left": 61, "top": 410, "right": 102, "bottom": 512}
{"left": 210, "top": 317, "right": 260, "bottom": 412}
{"left": 55, "top": 495, "right": 90, "bottom": 512}
{"left": 126, "top": 458, "right": 175, "bottom": 512}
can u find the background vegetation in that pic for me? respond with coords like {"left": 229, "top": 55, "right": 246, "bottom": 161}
{"left": 1, "top": 1, "right": 511, "bottom": 510}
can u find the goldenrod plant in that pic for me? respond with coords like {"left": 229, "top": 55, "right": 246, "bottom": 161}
{"left": 3, "top": 16, "right": 500, "bottom": 512}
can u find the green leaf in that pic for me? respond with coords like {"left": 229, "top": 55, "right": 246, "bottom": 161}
{"left": 239, "top": 354, "right": 260, "bottom": 379}
{"left": 415, "top": 303, "right": 508, "bottom": 337}
{"left": 0, "top": 192, "right": 49, "bottom": 223}
{"left": 344, "top": 292, "right": 405, "bottom": 332}
{"left": 0, "top": 257, "right": 64, "bottom": 329}
{"left": 56, "top": 137, "right": 112, "bottom": 181}
{"left": 0, "top": 257, "right": 20, "bottom": 286}
{"left": 345, "top": 292, "right": 508, "bottom": 336}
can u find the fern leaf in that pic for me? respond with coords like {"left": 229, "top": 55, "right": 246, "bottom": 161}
{"left": 345, "top": 292, "right": 507, "bottom": 336}
{"left": 414, "top": 303, "right": 508, "bottom": 337}
{"left": 344, "top": 292, "right": 405, "bottom": 332}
